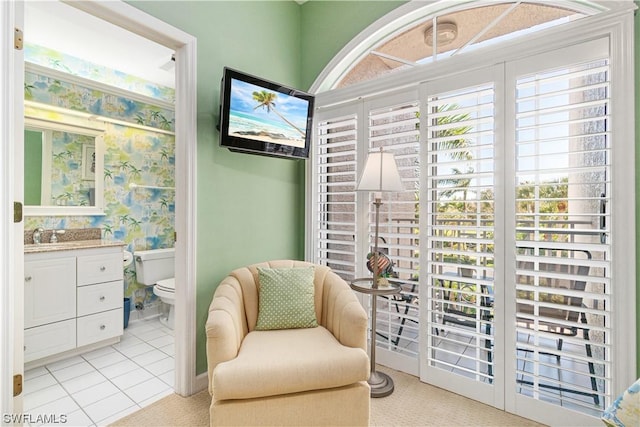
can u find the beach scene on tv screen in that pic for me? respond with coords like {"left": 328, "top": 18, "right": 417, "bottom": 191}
{"left": 228, "top": 78, "right": 309, "bottom": 148}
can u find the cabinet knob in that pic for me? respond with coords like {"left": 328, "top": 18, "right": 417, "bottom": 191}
{"left": 100, "top": 266, "right": 106, "bottom": 272}
{"left": 100, "top": 325, "right": 106, "bottom": 330}
{"left": 99, "top": 296, "right": 105, "bottom": 301}
{"left": 25, "top": 276, "right": 32, "bottom": 282}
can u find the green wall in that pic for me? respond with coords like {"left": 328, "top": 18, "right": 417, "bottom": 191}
{"left": 126, "top": 0, "right": 404, "bottom": 376}
{"left": 128, "top": 0, "right": 305, "bottom": 375}
{"left": 128, "top": 0, "right": 639, "bottom": 378}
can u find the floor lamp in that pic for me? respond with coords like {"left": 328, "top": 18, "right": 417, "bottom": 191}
{"left": 356, "top": 146, "right": 403, "bottom": 397}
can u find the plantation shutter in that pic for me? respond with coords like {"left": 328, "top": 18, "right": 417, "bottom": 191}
{"left": 512, "top": 57, "right": 611, "bottom": 416}
{"left": 425, "top": 80, "right": 497, "bottom": 388}
{"left": 314, "top": 111, "right": 358, "bottom": 279}
{"left": 365, "top": 97, "right": 421, "bottom": 359}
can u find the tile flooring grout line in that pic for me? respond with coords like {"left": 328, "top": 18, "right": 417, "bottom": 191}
{"left": 54, "top": 355, "right": 139, "bottom": 425}
{"left": 109, "top": 340, "right": 174, "bottom": 383}
{"left": 36, "top": 364, "right": 98, "bottom": 426}
{"left": 24, "top": 318, "right": 175, "bottom": 427}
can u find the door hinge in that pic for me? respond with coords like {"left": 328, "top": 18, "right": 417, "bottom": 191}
{"left": 14, "top": 201, "right": 22, "bottom": 223}
{"left": 13, "top": 374, "right": 22, "bottom": 397}
{"left": 14, "top": 28, "right": 23, "bottom": 50}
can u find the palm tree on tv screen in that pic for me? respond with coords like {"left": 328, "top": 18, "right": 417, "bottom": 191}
{"left": 252, "top": 90, "right": 305, "bottom": 137}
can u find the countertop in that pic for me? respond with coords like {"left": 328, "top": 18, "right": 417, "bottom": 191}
{"left": 24, "top": 239, "right": 125, "bottom": 254}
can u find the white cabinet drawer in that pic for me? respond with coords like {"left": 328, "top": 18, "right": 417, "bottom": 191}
{"left": 24, "top": 319, "right": 76, "bottom": 363}
{"left": 77, "top": 280, "right": 123, "bottom": 317}
{"left": 24, "top": 257, "right": 76, "bottom": 329}
{"left": 77, "top": 308, "right": 123, "bottom": 347}
{"left": 77, "top": 253, "right": 123, "bottom": 286}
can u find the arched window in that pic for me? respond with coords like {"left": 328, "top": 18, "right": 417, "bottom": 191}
{"left": 312, "top": 1, "right": 614, "bottom": 92}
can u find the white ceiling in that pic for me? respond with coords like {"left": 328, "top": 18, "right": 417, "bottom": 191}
{"left": 24, "top": 1, "right": 175, "bottom": 88}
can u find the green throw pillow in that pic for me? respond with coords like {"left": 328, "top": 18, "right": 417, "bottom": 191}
{"left": 255, "top": 266, "right": 318, "bottom": 331}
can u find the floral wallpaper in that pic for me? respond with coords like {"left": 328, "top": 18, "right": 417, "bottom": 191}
{"left": 24, "top": 54, "right": 176, "bottom": 306}
{"left": 25, "top": 71, "right": 175, "bottom": 132}
{"left": 25, "top": 43, "right": 175, "bottom": 105}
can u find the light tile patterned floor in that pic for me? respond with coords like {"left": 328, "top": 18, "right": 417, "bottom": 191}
{"left": 23, "top": 317, "right": 174, "bottom": 427}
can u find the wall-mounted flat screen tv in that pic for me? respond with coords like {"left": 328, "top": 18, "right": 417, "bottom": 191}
{"left": 218, "top": 67, "right": 314, "bottom": 160}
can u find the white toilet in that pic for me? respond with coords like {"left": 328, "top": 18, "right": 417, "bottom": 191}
{"left": 134, "top": 248, "right": 176, "bottom": 329}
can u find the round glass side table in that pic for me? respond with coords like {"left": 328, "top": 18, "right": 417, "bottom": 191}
{"left": 350, "top": 277, "right": 401, "bottom": 398}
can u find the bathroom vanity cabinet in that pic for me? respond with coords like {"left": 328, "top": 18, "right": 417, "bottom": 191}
{"left": 24, "top": 243, "right": 124, "bottom": 366}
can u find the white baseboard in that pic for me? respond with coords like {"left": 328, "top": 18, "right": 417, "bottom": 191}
{"left": 195, "top": 372, "right": 209, "bottom": 393}
{"left": 25, "top": 336, "right": 121, "bottom": 370}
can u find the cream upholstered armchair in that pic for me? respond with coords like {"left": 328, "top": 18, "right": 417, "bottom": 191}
{"left": 206, "top": 260, "right": 370, "bottom": 427}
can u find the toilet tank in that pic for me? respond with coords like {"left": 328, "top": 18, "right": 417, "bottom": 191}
{"left": 134, "top": 248, "right": 175, "bottom": 286}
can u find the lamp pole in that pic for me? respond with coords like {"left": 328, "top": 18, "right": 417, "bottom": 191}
{"left": 372, "top": 196, "right": 382, "bottom": 288}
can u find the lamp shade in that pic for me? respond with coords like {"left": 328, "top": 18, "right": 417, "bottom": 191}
{"left": 357, "top": 148, "right": 404, "bottom": 192}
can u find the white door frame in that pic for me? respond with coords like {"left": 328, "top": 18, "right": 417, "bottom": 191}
{"left": 1, "top": 0, "right": 25, "bottom": 416}
{"left": 1, "top": 1, "right": 198, "bottom": 413}
{"left": 52, "top": 0, "right": 199, "bottom": 397}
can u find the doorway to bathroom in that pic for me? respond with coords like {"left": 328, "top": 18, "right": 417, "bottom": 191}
{"left": 3, "top": 0, "right": 197, "bottom": 420}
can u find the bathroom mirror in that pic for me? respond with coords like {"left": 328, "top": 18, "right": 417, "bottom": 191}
{"left": 24, "top": 116, "right": 106, "bottom": 216}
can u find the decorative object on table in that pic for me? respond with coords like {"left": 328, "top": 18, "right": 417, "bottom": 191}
{"left": 366, "top": 249, "right": 417, "bottom": 347}
{"left": 366, "top": 250, "right": 395, "bottom": 286}
{"left": 355, "top": 146, "right": 404, "bottom": 398}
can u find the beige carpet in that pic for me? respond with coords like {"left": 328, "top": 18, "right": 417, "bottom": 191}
{"left": 110, "top": 366, "right": 545, "bottom": 427}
